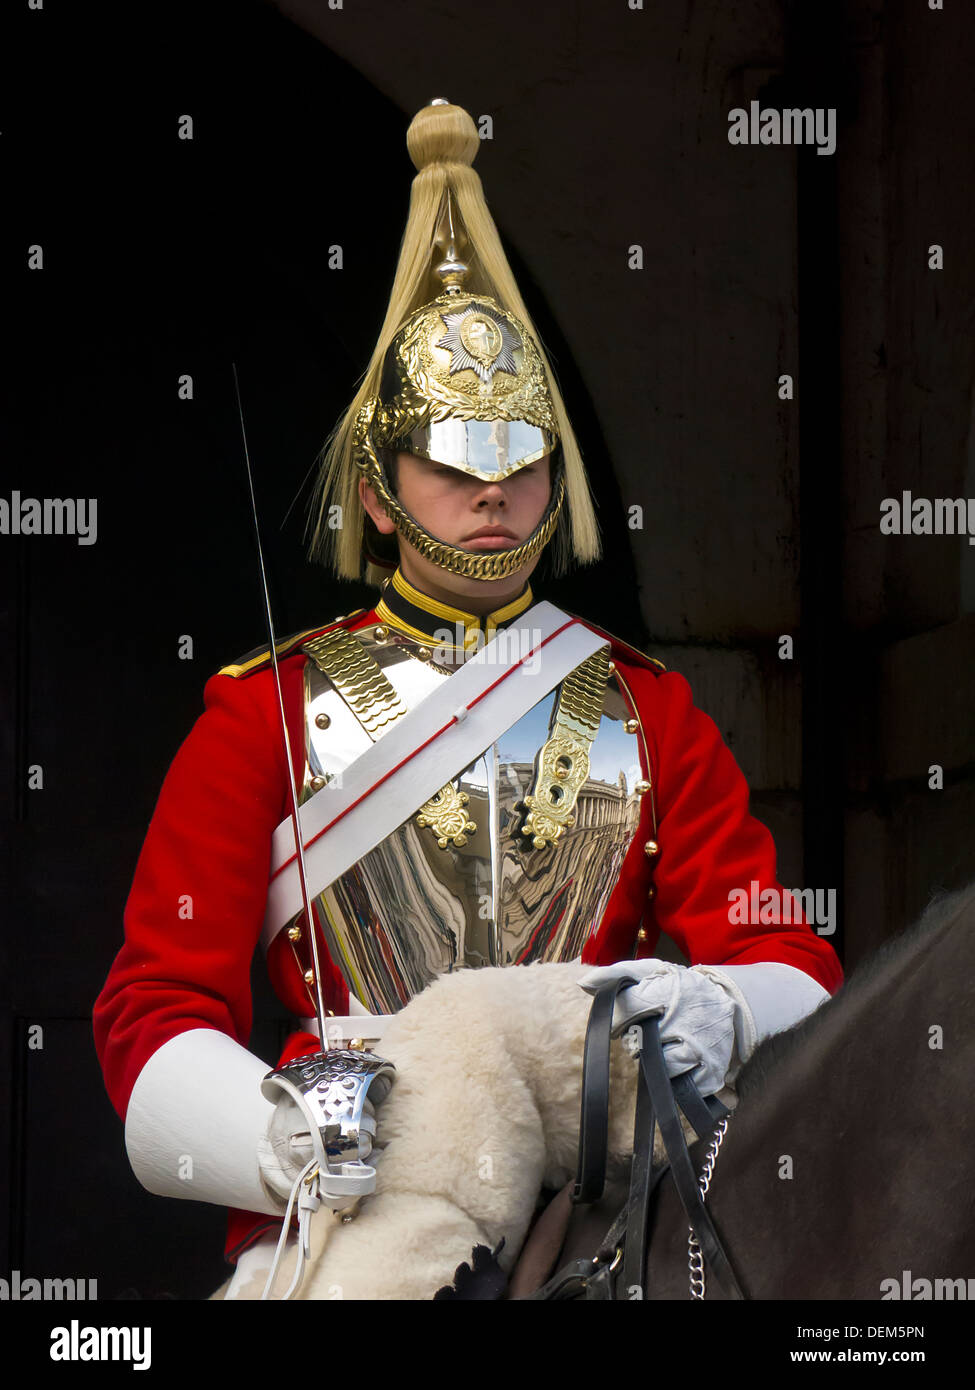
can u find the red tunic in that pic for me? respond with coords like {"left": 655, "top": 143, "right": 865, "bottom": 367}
{"left": 93, "top": 604, "right": 843, "bottom": 1258}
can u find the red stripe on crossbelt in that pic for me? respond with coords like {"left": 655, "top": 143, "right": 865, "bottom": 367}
{"left": 270, "top": 619, "right": 578, "bottom": 883}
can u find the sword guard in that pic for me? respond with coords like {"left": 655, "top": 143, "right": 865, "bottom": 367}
{"left": 262, "top": 1048, "right": 395, "bottom": 1207}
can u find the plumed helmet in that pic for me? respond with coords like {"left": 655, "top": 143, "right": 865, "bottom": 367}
{"left": 310, "top": 100, "right": 599, "bottom": 584}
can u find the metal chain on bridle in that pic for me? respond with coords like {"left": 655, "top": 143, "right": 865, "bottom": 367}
{"left": 688, "top": 1115, "right": 730, "bottom": 1299}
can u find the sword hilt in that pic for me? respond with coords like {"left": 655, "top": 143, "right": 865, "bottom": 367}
{"left": 262, "top": 1048, "right": 396, "bottom": 1208}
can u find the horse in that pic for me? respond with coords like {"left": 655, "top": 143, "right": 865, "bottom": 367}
{"left": 218, "top": 881, "right": 975, "bottom": 1300}
{"left": 593, "top": 881, "right": 975, "bottom": 1300}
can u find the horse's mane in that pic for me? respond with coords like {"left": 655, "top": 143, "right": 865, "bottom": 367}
{"left": 734, "top": 880, "right": 975, "bottom": 1100}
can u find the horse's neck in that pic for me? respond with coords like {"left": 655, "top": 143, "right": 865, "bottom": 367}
{"left": 645, "top": 896, "right": 973, "bottom": 1299}
{"left": 738, "top": 894, "right": 966, "bottom": 1122}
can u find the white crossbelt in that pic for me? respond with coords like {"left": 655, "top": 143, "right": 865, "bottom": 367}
{"left": 262, "top": 602, "right": 606, "bottom": 946}
{"left": 297, "top": 1013, "right": 391, "bottom": 1044}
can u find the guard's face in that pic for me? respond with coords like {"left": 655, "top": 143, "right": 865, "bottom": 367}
{"left": 396, "top": 451, "right": 552, "bottom": 549}
{"left": 359, "top": 451, "right": 552, "bottom": 602}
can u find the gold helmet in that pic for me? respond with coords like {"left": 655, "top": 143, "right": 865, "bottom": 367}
{"left": 310, "top": 100, "right": 600, "bottom": 584}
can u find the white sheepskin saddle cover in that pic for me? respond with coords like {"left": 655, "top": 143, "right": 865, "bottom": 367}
{"left": 218, "top": 961, "right": 723, "bottom": 1300}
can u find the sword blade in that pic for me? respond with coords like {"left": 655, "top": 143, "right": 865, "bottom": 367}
{"left": 231, "top": 363, "right": 332, "bottom": 1049}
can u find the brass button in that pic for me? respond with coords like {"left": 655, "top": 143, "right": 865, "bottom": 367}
{"left": 303, "top": 969, "right": 315, "bottom": 986}
{"left": 373, "top": 625, "right": 389, "bottom": 643}
{"left": 310, "top": 775, "right": 327, "bottom": 791}
{"left": 643, "top": 839, "right": 659, "bottom": 857}
{"left": 646, "top": 886, "right": 656, "bottom": 900}
{"left": 637, "top": 927, "right": 649, "bottom": 942}
{"left": 635, "top": 780, "right": 651, "bottom": 796}
{"left": 348, "top": 1038, "right": 365, "bottom": 1052}
{"left": 416, "top": 645, "right": 432, "bottom": 661}
{"left": 315, "top": 712, "right": 331, "bottom": 730}
{"left": 624, "top": 718, "right": 639, "bottom": 734}
{"left": 607, "top": 661, "right": 616, "bottom": 675}
{"left": 287, "top": 925, "right": 302, "bottom": 942}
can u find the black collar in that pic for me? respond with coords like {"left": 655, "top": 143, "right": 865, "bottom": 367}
{"left": 373, "top": 568, "right": 535, "bottom": 651}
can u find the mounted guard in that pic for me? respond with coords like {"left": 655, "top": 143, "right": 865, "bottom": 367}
{"left": 93, "top": 99, "right": 842, "bottom": 1301}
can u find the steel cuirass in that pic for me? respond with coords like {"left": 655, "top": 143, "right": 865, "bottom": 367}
{"left": 289, "top": 617, "right": 649, "bottom": 1015}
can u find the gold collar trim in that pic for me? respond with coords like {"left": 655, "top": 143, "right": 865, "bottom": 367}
{"left": 375, "top": 568, "right": 534, "bottom": 651}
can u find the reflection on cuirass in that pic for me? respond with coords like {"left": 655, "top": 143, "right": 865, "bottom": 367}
{"left": 300, "top": 625, "right": 646, "bottom": 1014}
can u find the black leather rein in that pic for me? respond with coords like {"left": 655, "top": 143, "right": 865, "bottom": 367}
{"left": 527, "top": 975, "right": 746, "bottom": 1301}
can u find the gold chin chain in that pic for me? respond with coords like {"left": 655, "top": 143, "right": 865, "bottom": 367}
{"left": 353, "top": 409, "right": 565, "bottom": 582}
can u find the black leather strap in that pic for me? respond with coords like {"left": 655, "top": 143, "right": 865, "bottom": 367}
{"left": 636, "top": 1017, "right": 744, "bottom": 1300}
{"left": 672, "top": 1073, "right": 729, "bottom": 1139}
{"left": 522, "top": 1257, "right": 596, "bottom": 1301}
{"left": 572, "top": 976, "right": 639, "bottom": 1203}
{"left": 537, "top": 979, "right": 745, "bottom": 1302}
{"left": 621, "top": 1046, "right": 657, "bottom": 1294}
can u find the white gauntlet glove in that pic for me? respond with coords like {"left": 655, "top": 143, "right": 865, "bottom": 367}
{"left": 579, "top": 960, "right": 737, "bottom": 1096}
{"left": 578, "top": 959, "right": 830, "bottom": 1096}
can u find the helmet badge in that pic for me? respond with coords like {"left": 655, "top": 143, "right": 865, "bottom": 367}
{"left": 436, "top": 303, "right": 522, "bottom": 385}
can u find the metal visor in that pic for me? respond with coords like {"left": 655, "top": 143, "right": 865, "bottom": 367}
{"left": 403, "top": 418, "right": 556, "bottom": 482}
